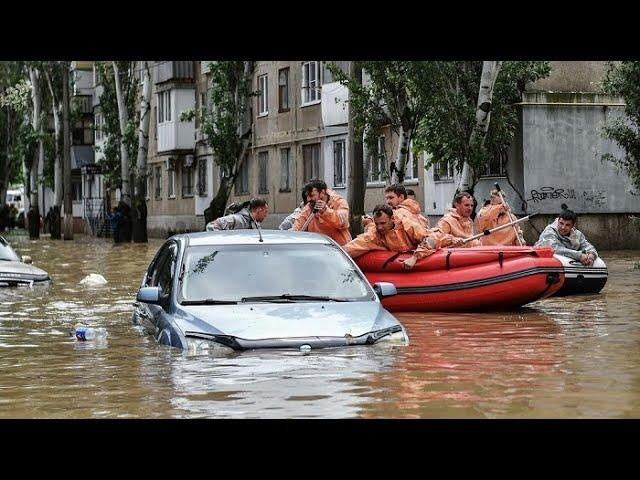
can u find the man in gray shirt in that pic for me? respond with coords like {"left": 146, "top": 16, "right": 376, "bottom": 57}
{"left": 206, "top": 198, "right": 269, "bottom": 231}
{"left": 535, "top": 205, "right": 598, "bottom": 266}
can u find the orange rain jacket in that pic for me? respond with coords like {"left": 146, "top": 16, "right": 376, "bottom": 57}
{"left": 395, "top": 198, "right": 430, "bottom": 229}
{"left": 343, "top": 214, "right": 454, "bottom": 259}
{"left": 437, "top": 208, "right": 481, "bottom": 247}
{"left": 475, "top": 204, "right": 523, "bottom": 246}
{"left": 292, "top": 189, "right": 352, "bottom": 246}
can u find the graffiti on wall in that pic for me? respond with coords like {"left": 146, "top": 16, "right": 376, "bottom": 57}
{"left": 528, "top": 187, "right": 576, "bottom": 203}
{"left": 527, "top": 186, "right": 608, "bottom": 208}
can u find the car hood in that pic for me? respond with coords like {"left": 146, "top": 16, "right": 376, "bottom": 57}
{"left": 176, "top": 301, "right": 399, "bottom": 340}
{"left": 0, "top": 261, "right": 50, "bottom": 280}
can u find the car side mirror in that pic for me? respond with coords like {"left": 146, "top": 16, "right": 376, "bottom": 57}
{"left": 22, "top": 256, "right": 32, "bottom": 264}
{"left": 373, "top": 282, "right": 397, "bottom": 298}
{"left": 137, "top": 286, "right": 161, "bottom": 305}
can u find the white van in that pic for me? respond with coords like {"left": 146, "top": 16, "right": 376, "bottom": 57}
{"left": 5, "top": 189, "right": 24, "bottom": 215}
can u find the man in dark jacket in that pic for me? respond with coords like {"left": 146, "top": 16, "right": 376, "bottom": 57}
{"left": 206, "top": 198, "right": 269, "bottom": 231}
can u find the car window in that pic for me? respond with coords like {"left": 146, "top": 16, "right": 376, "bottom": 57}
{"left": 0, "top": 238, "right": 21, "bottom": 262}
{"left": 146, "top": 243, "right": 173, "bottom": 287}
{"left": 155, "top": 243, "right": 177, "bottom": 295}
{"left": 180, "top": 243, "right": 372, "bottom": 302}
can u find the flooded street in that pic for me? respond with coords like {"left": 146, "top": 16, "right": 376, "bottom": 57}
{"left": 1, "top": 231, "right": 639, "bottom": 418}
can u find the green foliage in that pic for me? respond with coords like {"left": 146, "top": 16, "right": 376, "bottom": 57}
{"left": 601, "top": 61, "right": 640, "bottom": 192}
{"left": 95, "top": 61, "right": 140, "bottom": 190}
{"left": 328, "top": 61, "right": 435, "bottom": 182}
{"left": 194, "top": 61, "right": 254, "bottom": 180}
{"left": 1, "top": 61, "right": 34, "bottom": 188}
{"left": 330, "top": 61, "right": 550, "bottom": 187}
{"left": 415, "top": 61, "right": 550, "bottom": 184}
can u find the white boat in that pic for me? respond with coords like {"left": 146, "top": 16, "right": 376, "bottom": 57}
{"left": 553, "top": 254, "right": 608, "bottom": 296}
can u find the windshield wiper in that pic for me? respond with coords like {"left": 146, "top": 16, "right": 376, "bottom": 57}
{"left": 240, "top": 294, "right": 348, "bottom": 303}
{"left": 181, "top": 299, "right": 238, "bottom": 305}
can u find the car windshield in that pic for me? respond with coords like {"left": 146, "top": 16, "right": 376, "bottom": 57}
{"left": 0, "top": 238, "right": 20, "bottom": 262}
{"left": 180, "top": 243, "right": 372, "bottom": 303}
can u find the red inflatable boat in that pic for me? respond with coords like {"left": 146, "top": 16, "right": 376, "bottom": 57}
{"left": 357, "top": 246, "right": 565, "bottom": 312}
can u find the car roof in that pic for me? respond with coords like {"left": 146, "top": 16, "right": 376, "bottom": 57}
{"left": 180, "top": 229, "right": 337, "bottom": 247}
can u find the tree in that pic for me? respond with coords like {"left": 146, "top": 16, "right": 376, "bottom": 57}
{"left": 97, "top": 61, "right": 140, "bottom": 242}
{"left": 43, "top": 62, "right": 64, "bottom": 239}
{"left": 600, "top": 61, "right": 640, "bottom": 193}
{"left": 132, "top": 61, "right": 152, "bottom": 243}
{"left": 414, "top": 61, "right": 551, "bottom": 200}
{"left": 182, "top": 61, "right": 254, "bottom": 225}
{"left": 0, "top": 62, "right": 29, "bottom": 209}
{"left": 330, "top": 61, "right": 435, "bottom": 185}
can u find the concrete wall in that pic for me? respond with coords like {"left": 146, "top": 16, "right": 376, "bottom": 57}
{"left": 521, "top": 92, "right": 639, "bottom": 215}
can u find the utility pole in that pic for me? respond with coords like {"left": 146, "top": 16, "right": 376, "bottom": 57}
{"left": 348, "top": 61, "right": 364, "bottom": 237}
{"left": 63, "top": 62, "right": 73, "bottom": 240}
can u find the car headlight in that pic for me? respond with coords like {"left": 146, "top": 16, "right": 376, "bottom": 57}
{"left": 185, "top": 337, "right": 235, "bottom": 356}
{"left": 374, "top": 327, "right": 409, "bottom": 346}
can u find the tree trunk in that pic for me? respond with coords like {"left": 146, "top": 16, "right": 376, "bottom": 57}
{"left": 347, "top": 61, "right": 365, "bottom": 237}
{"left": 132, "top": 61, "right": 151, "bottom": 243}
{"left": 28, "top": 67, "right": 41, "bottom": 239}
{"left": 45, "top": 69, "right": 63, "bottom": 239}
{"left": 457, "top": 61, "right": 502, "bottom": 194}
{"left": 392, "top": 125, "right": 411, "bottom": 184}
{"left": 62, "top": 63, "right": 73, "bottom": 240}
{"left": 112, "top": 61, "right": 131, "bottom": 208}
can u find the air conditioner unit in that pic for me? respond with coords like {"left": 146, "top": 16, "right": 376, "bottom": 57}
{"left": 195, "top": 127, "right": 204, "bottom": 142}
{"left": 184, "top": 154, "right": 195, "bottom": 168}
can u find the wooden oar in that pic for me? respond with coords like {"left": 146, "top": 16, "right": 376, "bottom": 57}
{"left": 463, "top": 214, "right": 536, "bottom": 245}
{"left": 494, "top": 182, "right": 524, "bottom": 246}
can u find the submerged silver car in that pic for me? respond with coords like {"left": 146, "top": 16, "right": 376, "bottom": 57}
{"left": 132, "top": 230, "right": 408, "bottom": 353}
{"left": 0, "top": 236, "right": 51, "bottom": 287}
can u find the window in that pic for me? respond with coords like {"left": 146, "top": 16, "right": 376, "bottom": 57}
{"left": 72, "top": 180, "right": 82, "bottom": 201}
{"left": 258, "top": 74, "right": 268, "bottom": 116}
{"left": 481, "top": 149, "right": 507, "bottom": 177}
{"left": 280, "top": 148, "right": 291, "bottom": 191}
{"left": 94, "top": 65, "right": 102, "bottom": 87}
{"left": 197, "top": 158, "right": 207, "bottom": 196}
{"left": 94, "top": 113, "right": 103, "bottom": 142}
{"left": 433, "top": 159, "right": 454, "bottom": 182}
{"left": 200, "top": 92, "right": 207, "bottom": 113}
{"left": 302, "top": 143, "right": 321, "bottom": 182}
{"left": 168, "top": 169, "right": 175, "bottom": 198}
{"left": 73, "top": 116, "right": 93, "bottom": 145}
{"left": 322, "top": 61, "right": 348, "bottom": 84}
{"left": 258, "top": 151, "right": 269, "bottom": 194}
{"left": 405, "top": 149, "right": 420, "bottom": 181}
{"left": 302, "top": 61, "right": 322, "bottom": 104}
{"left": 182, "top": 165, "right": 194, "bottom": 197}
{"left": 278, "top": 68, "right": 289, "bottom": 112}
{"left": 235, "top": 156, "right": 249, "bottom": 195}
{"left": 158, "top": 90, "right": 171, "bottom": 123}
{"left": 368, "top": 136, "right": 385, "bottom": 183}
{"left": 154, "top": 166, "right": 162, "bottom": 198}
{"left": 146, "top": 169, "right": 153, "bottom": 199}
{"left": 333, "top": 140, "right": 346, "bottom": 187}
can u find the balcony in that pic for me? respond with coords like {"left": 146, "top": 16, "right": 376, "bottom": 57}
{"left": 157, "top": 88, "right": 196, "bottom": 153}
{"left": 154, "top": 61, "right": 195, "bottom": 84}
{"left": 321, "top": 82, "right": 349, "bottom": 127}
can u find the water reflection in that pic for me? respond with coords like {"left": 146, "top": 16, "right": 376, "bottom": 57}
{"left": 0, "top": 232, "right": 639, "bottom": 418}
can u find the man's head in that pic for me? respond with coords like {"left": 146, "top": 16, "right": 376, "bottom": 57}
{"left": 384, "top": 184, "right": 407, "bottom": 208}
{"left": 249, "top": 197, "right": 269, "bottom": 222}
{"left": 305, "top": 179, "right": 328, "bottom": 206}
{"left": 453, "top": 192, "right": 474, "bottom": 218}
{"left": 406, "top": 189, "right": 416, "bottom": 200}
{"left": 489, "top": 189, "right": 504, "bottom": 205}
{"left": 557, "top": 205, "right": 577, "bottom": 236}
{"left": 300, "top": 188, "right": 308, "bottom": 206}
{"left": 372, "top": 204, "right": 395, "bottom": 235}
